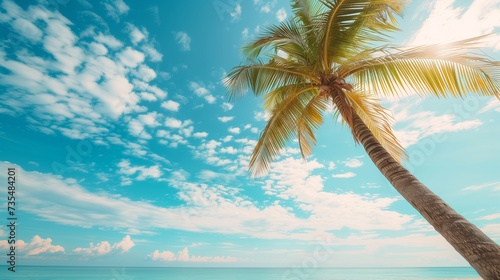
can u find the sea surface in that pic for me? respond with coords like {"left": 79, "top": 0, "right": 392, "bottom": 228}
{"left": 0, "top": 266, "right": 481, "bottom": 280}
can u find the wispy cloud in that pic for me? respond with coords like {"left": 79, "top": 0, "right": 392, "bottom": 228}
{"left": 463, "top": 181, "right": 500, "bottom": 191}
{"left": 332, "top": 172, "right": 356, "bottom": 178}
{"left": 276, "top": 8, "right": 287, "bottom": 22}
{"left": 343, "top": 158, "right": 363, "bottom": 168}
{"left": 230, "top": 4, "right": 242, "bottom": 22}
{"left": 126, "top": 23, "right": 147, "bottom": 45}
{"left": 188, "top": 81, "right": 216, "bottom": 104}
{"left": 408, "top": 0, "right": 500, "bottom": 49}
{"left": 175, "top": 31, "right": 191, "bottom": 51}
{"left": 218, "top": 116, "right": 234, "bottom": 123}
{"left": 258, "top": 0, "right": 277, "bottom": 13}
{"left": 161, "top": 100, "right": 180, "bottom": 112}
{"left": 222, "top": 102, "right": 234, "bottom": 111}
{"left": 103, "top": 0, "right": 129, "bottom": 22}
{"left": 117, "top": 159, "right": 162, "bottom": 185}
{"left": 390, "top": 100, "right": 483, "bottom": 148}
{"left": 149, "top": 247, "right": 238, "bottom": 262}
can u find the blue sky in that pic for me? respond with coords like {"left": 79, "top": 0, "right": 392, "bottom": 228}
{"left": 0, "top": 0, "right": 499, "bottom": 268}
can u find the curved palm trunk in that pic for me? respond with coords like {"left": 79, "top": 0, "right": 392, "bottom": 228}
{"left": 329, "top": 90, "right": 500, "bottom": 279}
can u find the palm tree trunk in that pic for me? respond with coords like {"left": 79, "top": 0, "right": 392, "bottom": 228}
{"left": 325, "top": 86, "right": 500, "bottom": 278}
{"left": 350, "top": 111, "right": 500, "bottom": 279}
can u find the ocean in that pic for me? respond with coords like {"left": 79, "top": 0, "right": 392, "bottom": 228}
{"left": 0, "top": 266, "right": 481, "bottom": 280}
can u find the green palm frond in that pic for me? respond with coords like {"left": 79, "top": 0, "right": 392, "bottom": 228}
{"left": 263, "top": 83, "right": 317, "bottom": 110}
{"left": 224, "top": 1, "right": 500, "bottom": 178}
{"left": 292, "top": 0, "right": 325, "bottom": 26}
{"left": 341, "top": 36, "right": 500, "bottom": 97}
{"left": 297, "top": 94, "right": 327, "bottom": 159}
{"left": 250, "top": 88, "right": 317, "bottom": 177}
{"left": 224, "top": 59, "right": 320, "bottom": 100}
{"left": 345, "top": 90, "right": 406, "bottom": 162}
{"left": 243, "top": 19, "right": 308, "bottom": 61}
{"left": 319, "top": 0, "right": 406, "bottom": 70}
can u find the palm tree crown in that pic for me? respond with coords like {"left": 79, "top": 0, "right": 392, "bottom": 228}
{"left": 225, "top": 0, "right": 499, "bottom": 177}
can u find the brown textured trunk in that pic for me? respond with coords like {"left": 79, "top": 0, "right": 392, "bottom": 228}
{"left": 328, "top": 87, "right": 500, "bottom": 279}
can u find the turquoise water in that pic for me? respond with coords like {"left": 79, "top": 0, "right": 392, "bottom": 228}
{"left": 0, "top": 266, "right": 481, "bottom": 279}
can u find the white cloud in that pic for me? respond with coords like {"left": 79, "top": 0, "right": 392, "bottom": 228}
{"left": 117, "top": 160, "right": 162, "bottom": 184}
{"left": 11, "top": 16, "right": 43, "bottom": 42}
{"left": 0, "top": 1, "right": 171, "bottom": 147}
{"left": 165, "top": 117, "right": 183, "bottom": 128}
{"left": 242, "top": 28, "right": 249, "bottom": 39}
{"left": 88, "top": 42, "right": 108, "bottom": 55}
{"left": 149, "top": 247, "right": 238, "bottom": 262}
{"left": 479, "top": 97, "right": 500, "bottom": 114}
{"left": 134, "top": 65, "right": 156, "bottom": 82}
{"left": 176, "top": 31, "right": 191, "bottom": 51}
{"left": 222, "top": 135, "right": 232, "bottom": 142}
{"left": 138, "top": 112, "right": 162, "bottom": 127}
{"left": 128, "top": 119, "right": 151, "bottom": 139}
{"left": 265, "top": 157, "right": 411, "bottom": 232}
{"left": 390, "top": 100, "right": 483, "bottom": 148}
{"left": 188, "top": 81, "right": 216, "bottom": 104}
{"left": 161, "top": 100, "right": 180, "bottom": 112}
{"left": 328, "top": 161, "right": 336, "bottom": 170}
{"left": 103, "top": 0, "right": 129, "bottom": 22}
{"left": 478, "top": 213, "right": 500, "bottom": 221}
{"left": 463, "top": 181, "right": 500, "bottom": 191}
{"left": 260, "top": 1, "right": 276, "bottom": 13}
{"left": 74, "top": 235, "right": 135, "bottom": 256}
{"left": 204, "top": 95, "right": 216, "bottom": 104}
{"left": 0, "top": 235, "right": 64, "bottom": 256}
{"left": 193, "top": 132, "right": 208, "bottom": 138}
{"left": 142, "top": 45, "right": 163, "bottom": 62}
{"left": 218, "top": 116, "right": 234, "bottom": 123}
{"left": 230, "top": 4, "right": 242, "bottom": 22}
{"left": 408, "top": 0, "right": 500, "bottom": 50}
{"left": 482, "top": 224, "right": 500, "bottom": 240}
{"left": 344, "top": 158, "right": 363, "bottom": 168}
{"left": 276, "top": 8, "right": 287, "bottom": 22}
{"left": 332, "top": 172, "right": 356, "bottom": 178}
{"left": 117, "top": 47, "right": 145, "bottom": 68}
{"left": 221, "top": 146, "right": 238, "bottom": 154}
{"left": 134, "top": 80, "right": 167, "bottom": 100}
{"left": 222, "top": 102, "right": 233, "bottom": 111}
{"left": 95, "top": 33, "right": 123, "bottom": 49}
{"left": 126, "top": 23, "right": 147, "bottom": 45}
{"left": 0, "top": 162, "right": 413, "bottom": 242}
{"left": 189, "top": 82, "right": 209, "bottom": 96}
{"left": 395, "top": 113, "right": 482, "bottom": 148}
{"left": 254, "top": 111, "right": 271, "bottom": 121}
{"left": 228, "top": 127, "right": 240, "bottom": 134}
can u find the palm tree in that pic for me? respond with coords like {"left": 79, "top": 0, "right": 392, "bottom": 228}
{"left": 224, "top": 0, "right": 500, "bottom": 278}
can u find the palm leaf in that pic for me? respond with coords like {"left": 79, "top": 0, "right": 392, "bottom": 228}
{"left": 341, "top": 36, "right": 500, "bottom": 98}
{"left": 345, "top": 90, "right": 406, "bottom": 162}
{"left": 243, "top": 19, "right": 308, "bottom": 62}
{"left": 224, "top": 59, "right": 320, "bottom": 100}
{"left": 250, "top": 87, "right": 317, "bottom": 177}
{"left": 319, "top": 0, "right": 406, "bottom": 70}
{"left": 263, "top": 83, "right": 316, "bottom": 110}
{"left": 297, "top": 94, "right": 327, "bottom": 159}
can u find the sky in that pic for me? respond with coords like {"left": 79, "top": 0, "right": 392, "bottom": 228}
{"left": 0, "top": 0, "right": 499, "bottom": 268}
